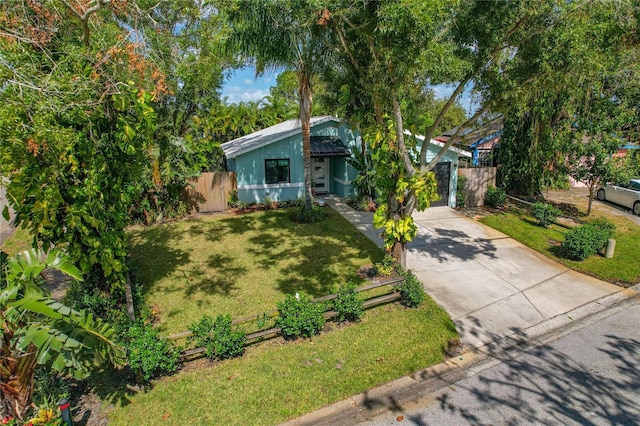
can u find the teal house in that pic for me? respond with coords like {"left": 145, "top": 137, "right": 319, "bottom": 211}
{"left": 221, "top": 116, "right": 470, "bottom": 207}
{"left": 221, "top": 116, "right": 359, "bottom": 203}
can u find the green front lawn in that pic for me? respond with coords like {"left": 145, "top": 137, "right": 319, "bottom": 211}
{"left": 480, "top": 210, "right": 640, "bottom": 285}
{"left": 129, "top": 207, "right": 383, "bottom": 335}
{"left": 106, "top": 301, "right": 457, "bottom": 426}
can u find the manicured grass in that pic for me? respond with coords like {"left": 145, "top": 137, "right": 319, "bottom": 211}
{"left": 480, "top": 210, "right": 640, "bottom": 285}
{"left": 128, "top": 207, "right": 384, "bottom": 334}
{"left": 106, "top": 300, "right": 457, "bottom": 426}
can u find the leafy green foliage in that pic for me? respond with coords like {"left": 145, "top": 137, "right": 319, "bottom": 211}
{"left": 122, "top": 323, "right": 180, "bottom": 382}
{"left": 397, "top": 274, "right": 426, "bottom": 308}
{"left": 531, "top": 203, "right": 562, "bottom": 228}
{"left": 369, "top": 119, "right": 440, "bottom": 251}
{"left": 332, "top": 282, "right": 363, "bottom": 323}
{"left": 189, "top": 315, "right": 246, "bottom": 360}
{"left": 275, "top": 294, "right": 325, "bottom": 340}
{"left": 485, "top": 186, "right": 506, "bottom": 208}
{"left": 290, "top": 206, "right": 328, "bottom": 223}
{"left": 347, "top": 145, "right": 377, "bottom": 204}
{"left": 0, "top": 249, "right": 124, "bottom": 419}
{"left": 562, "top": 219, "right": 616, "bottom": 261}
{"left": 33, "top": 367, "right": 70, "bottom": 412}
{"left": 373, "top": 255, "right": 396, "bottom": 277}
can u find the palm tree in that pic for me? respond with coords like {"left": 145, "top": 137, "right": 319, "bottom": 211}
{"left": 222, "top": 0, "right": 330, "bottom": 211}
{"left": 0, "top": 249, "right": 125, "bottom": 420}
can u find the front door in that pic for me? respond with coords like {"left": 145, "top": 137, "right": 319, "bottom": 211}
{"left": 312, "top": 158, "right": 329, "bottom": 194}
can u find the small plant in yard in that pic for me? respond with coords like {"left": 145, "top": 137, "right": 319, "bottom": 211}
{"left": 189, "top": 315, "right": 246, "bottom": 360}
{"left": 227, "top": 189, "right": 240, "bottom": 208}
{"left": 531, "top": 202, "right": 562, "bottom": 227}
{"left": 332, "top": 281, "right": 364, "bottom": 322}
{"left": 373, "top": 254, "right": 396, "bottom": 277}
{"left": 562, "top": 218, "right": 616, "bottom": 261}
{"left": 485, "top": 185, "right": 506, "bottom": 208}
{"left": 290, "top": 205, "right": 328, "bottom": 223}
{"left": 276, "top": 293, "right": 325, "bottom": 339}
{"left": 263, "top": 195, "right": 276, "bottom": 210}
{"left": 122, "top": 322, "right": 181, "bottom": 382}
{"left": 397, "top": 274, "right": 426, "bottom": 308}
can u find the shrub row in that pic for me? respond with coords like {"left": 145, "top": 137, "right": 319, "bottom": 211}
{"left": 562, "top": 218, "right": 616, "bottom": 260}
{"left": 121, "top": 275, "right": 427, "bottom": 382}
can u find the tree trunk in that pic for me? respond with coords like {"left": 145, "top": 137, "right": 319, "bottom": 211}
{"left": 587, "top": 182, "right": 595, "bottom": 216}
{"left": 298, "top": 67, "right": 314, "bottom": 212}
{"left": 0, "top": 342, "right": 37, "bottom": 421}
{"left": 125, "top": 276, "right": 136, "bottom": 322}
{"left": 390, "top": 240, "right": 407, "bottom": 271}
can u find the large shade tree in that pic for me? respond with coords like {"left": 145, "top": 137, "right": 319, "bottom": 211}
{"left": 323, "top": 0, "right": 569, "bottom": 267}
{"left": 0, "top": 1, "right": 168, "bottom": 319}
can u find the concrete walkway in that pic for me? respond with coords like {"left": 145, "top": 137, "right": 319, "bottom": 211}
{"left": 324, "top": 196, "right": 620, "bottom": 349}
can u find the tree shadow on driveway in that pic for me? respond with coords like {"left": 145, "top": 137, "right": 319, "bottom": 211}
{"left": 408, "top": 227, "right": 498, "bottom": 263}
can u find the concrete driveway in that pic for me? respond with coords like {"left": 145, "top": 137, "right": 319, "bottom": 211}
{"left": 408, "top": 207, "right": 620, "bottom": 348}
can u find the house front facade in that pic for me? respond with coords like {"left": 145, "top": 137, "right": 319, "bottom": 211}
{"left": 221, "top": 116, "right": 359, "bottom": 204}
{"left": 222, "top": 116, "right": 471, "bottom": 207}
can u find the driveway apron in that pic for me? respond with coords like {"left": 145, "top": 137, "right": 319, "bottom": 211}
{"left": 408, "top": 207, "right": 618, "bottom": 348}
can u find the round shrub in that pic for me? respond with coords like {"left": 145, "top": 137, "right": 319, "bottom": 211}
{"left": 276, "top": 293, "right": 325, "bottom": 339}
{"left": 531, "top": 202, "right": 562, "bottom": 227}
{"left": 562, "top": 219, "right": 616, "bottom": 261}
{"left": 189, "top": 314, "right": 246, "bottom": 360}
{"left": 485, "top": 185, "right": 506, "bottom": 208}
{"left": 333, "top": 282, "right": 364, "bottom": 323}
{"left": 123, "top": 323, "right": 181, "bottom": 382}
{"left": 397, "top": 274, "right": 426, "bottom": 308}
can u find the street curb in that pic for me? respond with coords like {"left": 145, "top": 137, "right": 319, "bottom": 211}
{"left": 281, "top": 283, "right": 639, "bottom": 426}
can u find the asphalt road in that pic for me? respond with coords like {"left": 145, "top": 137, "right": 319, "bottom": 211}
{"left": 359, "top": 298, "right": 640, "bottom": 426}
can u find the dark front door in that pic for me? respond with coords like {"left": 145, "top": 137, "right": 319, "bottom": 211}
{"left": 432, "top": 162, "right": 450, "bottom": 207}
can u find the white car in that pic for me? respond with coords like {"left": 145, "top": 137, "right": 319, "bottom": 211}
{"left": 596, "top": 179, "right": 640, "bottom": 215}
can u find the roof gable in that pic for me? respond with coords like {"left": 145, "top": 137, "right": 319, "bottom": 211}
{"left": 221, "top": 116, "right": 340, "bottom": 159}
{"left": 403, "top": 130, "right": 472, "bottom": 157}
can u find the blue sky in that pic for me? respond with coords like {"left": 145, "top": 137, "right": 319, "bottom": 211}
{"left": 221, "top": 67, "right": 278, "bottom": 104}
{"left": 221, "top": 67, "right": 479, "bottom": 115}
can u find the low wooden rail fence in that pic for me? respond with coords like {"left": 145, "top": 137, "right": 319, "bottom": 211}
{"left": 505, "top": 194, "right": 585, "bottom": 226}
{"left": 168, "top": 276, "right": 406, "bottom": 361}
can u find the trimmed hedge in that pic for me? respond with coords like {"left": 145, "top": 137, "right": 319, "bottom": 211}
{"left": 562, "top": 218, "right": 616, "bottom": 260}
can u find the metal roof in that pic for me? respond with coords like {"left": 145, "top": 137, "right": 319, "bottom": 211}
{"left": 310, "top": 136, "right": 350, "bottom": 157}
{"left": 403, "top": 130, "right": 472, "bottom": 157}
{"left": 221, "top": 116, "right": 340, "bottom": 159}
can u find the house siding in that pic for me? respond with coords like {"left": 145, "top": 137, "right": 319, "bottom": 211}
{"left": 226, "top": 119, "right": 464, "bottom": 207}
{"left": 230, "top": 119, "right": 360, "bottom": 203}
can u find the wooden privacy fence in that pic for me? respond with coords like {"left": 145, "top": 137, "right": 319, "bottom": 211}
{"left": 458, "top": 167, "right": 496, "bottom": 207}
{"left": 168, "top": 276, "right": 406, "bottom": 361}
{"left": 185, "top": 172, "right": 237, "bottom": 213}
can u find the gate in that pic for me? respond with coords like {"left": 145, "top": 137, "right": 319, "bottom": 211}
{"left": 432, "top": 162, "right": 450, "bottom": 207}
{"left": 187, "top": 172, "right": 237, "bottom": 213}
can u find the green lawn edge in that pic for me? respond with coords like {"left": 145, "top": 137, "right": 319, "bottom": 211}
{"left": 106, "top": 299, "right": 457, "bottom": 426}
{"left": 480, "top": 211, "right": 640, "bottom": 285}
